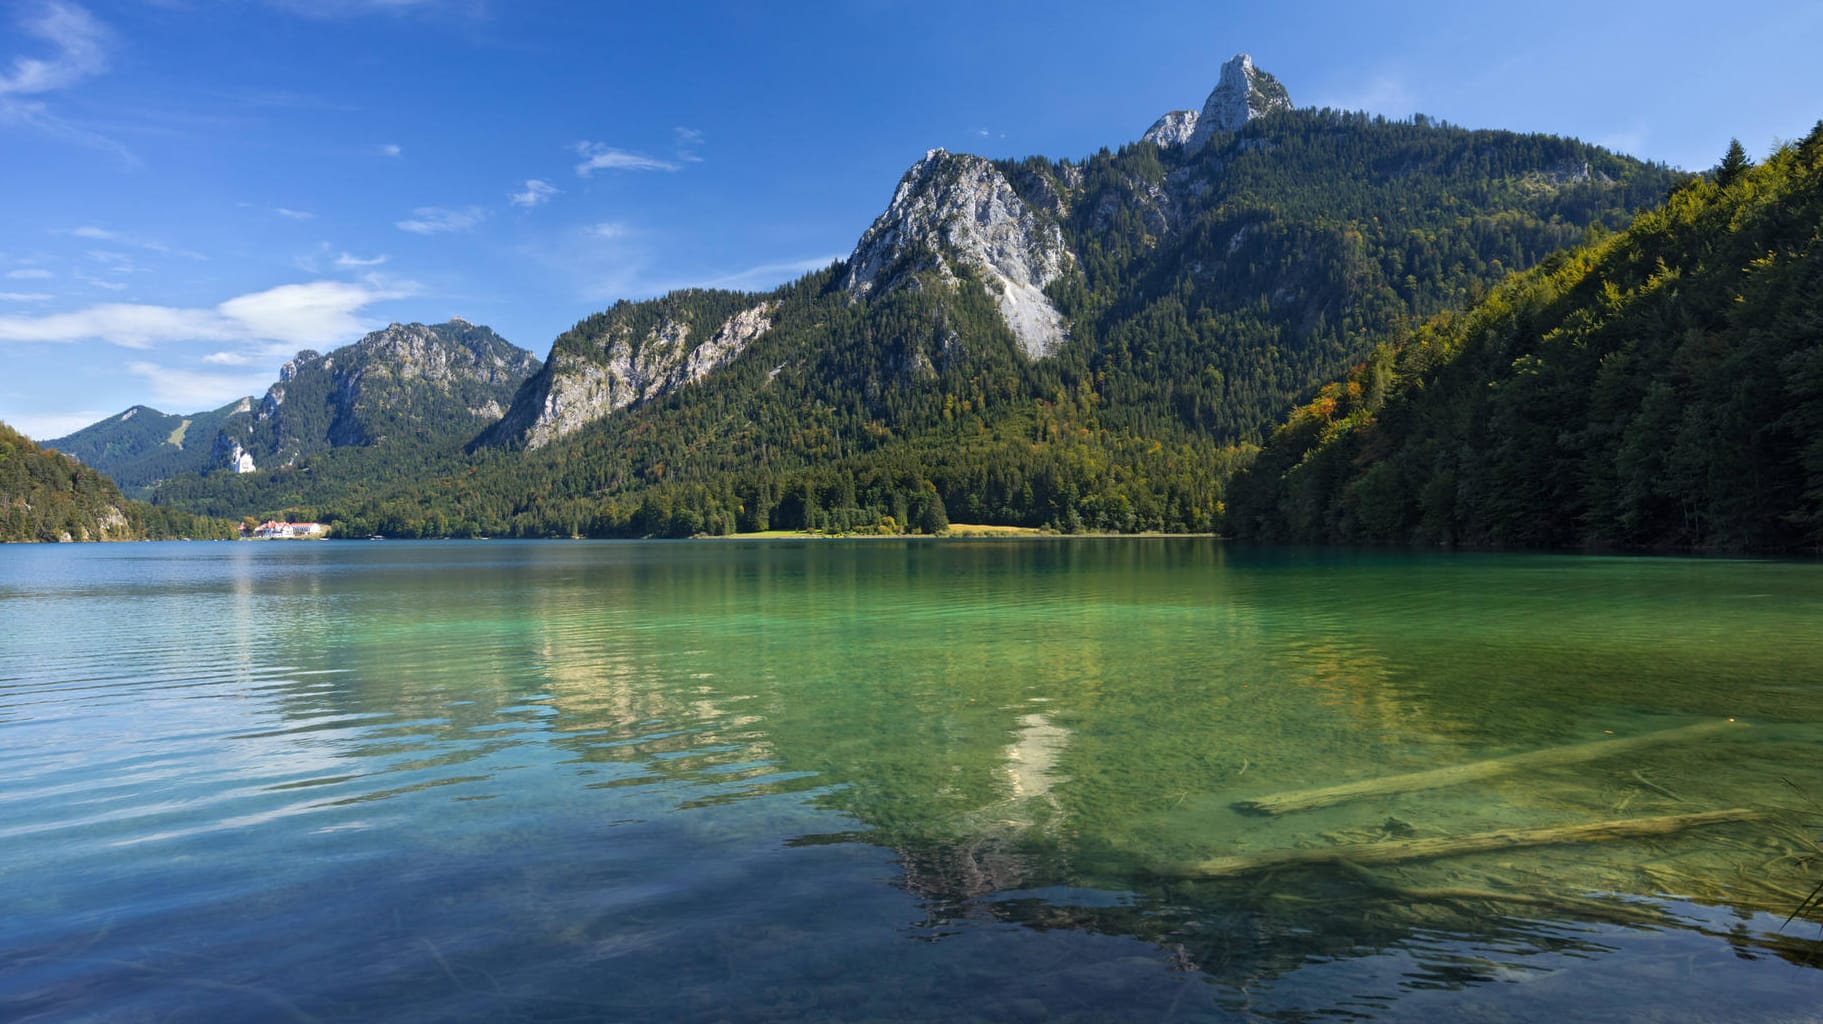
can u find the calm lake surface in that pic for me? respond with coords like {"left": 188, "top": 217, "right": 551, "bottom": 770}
{"left": 3, "top": 539, "right": 1822, "bottom": 1022}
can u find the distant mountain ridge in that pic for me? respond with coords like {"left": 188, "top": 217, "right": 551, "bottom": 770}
{"left": 44, "top": 398, "right": 249, "bottom": 498}
{"left": 50, "top": 320, "right": 538, "bottom": 495}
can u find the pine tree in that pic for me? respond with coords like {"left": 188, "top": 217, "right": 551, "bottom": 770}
{"left": 1717, "top": 138, "right": 1752, "bottom": 187}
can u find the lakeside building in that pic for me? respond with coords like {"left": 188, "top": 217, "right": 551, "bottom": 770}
{"left": 247, "top": 520, "right": 327, "bottom": 540}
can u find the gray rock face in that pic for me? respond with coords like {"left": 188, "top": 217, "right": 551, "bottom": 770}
{"left": 842, "top": 149, "right": 1072, "bottom": 359}
{"left": 520, "top": 301, "right": 775, "bottom": 449}
{"left": 1143, "top": 110, "right": 1200, "bottom": 148}
{"left": 1145, "top": 53, "right": 1291, "bottom": 153}
{"left": 213, "top": 319, "right": 540, "bottom": 465}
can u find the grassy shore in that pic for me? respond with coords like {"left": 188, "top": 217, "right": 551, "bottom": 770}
{"left": 708, "top": 524, "right": 1221, "bottom": 540}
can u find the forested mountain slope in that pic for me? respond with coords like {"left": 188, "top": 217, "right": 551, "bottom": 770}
{"left": 1226, "top": 130, "right": 1823, "bottom": 552}
{"left": 46, "top": 398, "right": 252, "bottom": 499}
{"left": 146, "top": 57, "right": 1684, "bottom": 537}
{"left": 1, "top": 422, "right": 233, "bottom": 542}
{"left": 51, "top": 320, "right": 538, "bottom": 499}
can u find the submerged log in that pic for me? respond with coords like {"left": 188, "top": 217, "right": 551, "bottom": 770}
{"left": 1331, "top": 859, "right": 1674, "bottom": 927}
{"left": 1164, "top": 808, "right": 1765, "bottom": 880}
{"left": 1234, "top": 720, "right": 1741, "bottom": 816}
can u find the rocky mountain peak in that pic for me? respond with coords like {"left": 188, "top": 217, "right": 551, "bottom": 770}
{"left": 1143, "top": 109, "right": 1200, "bottom": 148}
{"left": 841, "top": 148, "right": 1071, "bottom": 359}
{"left": 1147, "top": 52, "right": 1291, "bottom": 152}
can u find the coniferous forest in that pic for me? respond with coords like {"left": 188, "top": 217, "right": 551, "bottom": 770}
{"left": 0, "top": 422, "right": 235, "bottom": 542}
{"left": 1226, "top": 123, "right": 1823, "bottom": 552}
{"left": 121, "top": 109, "right": 1705, "bottom": 543}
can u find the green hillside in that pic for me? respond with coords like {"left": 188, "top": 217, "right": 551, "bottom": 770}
{"left": 1, "top": 422, "right": 235, "bottom": 542}
{"left": 1226, "top": 128, "right": 1823, "bottom": 552}
{"left": 46, "top": 399, "right": 250, "bottom": 499}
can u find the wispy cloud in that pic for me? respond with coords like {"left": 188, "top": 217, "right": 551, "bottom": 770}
{"left": 587, "top": 221, "right": 629, "bottom": 239}
{"left": 1, "top": 291, "right": 53, "bottom": 302}
{"left": 681, "top": 255, "right": 844, "bottom": 294}
{"left": 334, "top": 252, "right": 387, "bottom": 268}
{"left": 7, "top": 408, "right": 108, "bottom": 440}
{"left": 378, "top": 142, "right": 402, "bottom": 158}
{"left": 510, "top": 178, "right": 559, "bottom": 207}
{"left": 6, "top": 268, "right": 53, "bottom": 280}
{"left": 674, "top": 126, "right": 704, "bottom": 163}
{"left": 395, "top": 205, "right": 487, "bottom": 234}
{"left": 126, "top": 361, "right": 272, "bottom": 412}
{"left": 0, "top": 278, "right": 417, "bottom": 349}
{"left": 0, "top": 2, "right": 132, "bottom": 164}
{"left": 65, "top": 225, "right": 206, "bottom": 260}
{"left": 0, "top": 2, "right": 108, "bottom": 96}
{"left": 87, "top": 249, "right": 137, "bottom": 268}
{"left": 274, "top": 206, "right": 314, "bottom": 221}
{"left": 573, "top": 141, "right": 679, "bottom": 177}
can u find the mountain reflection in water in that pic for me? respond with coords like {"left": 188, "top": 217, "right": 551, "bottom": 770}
{"left": 1, "top": 540, "right": 1819, "bottom": 1022}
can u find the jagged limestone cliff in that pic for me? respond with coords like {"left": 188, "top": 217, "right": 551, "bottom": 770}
{"left": 487, "top": 297, "right": 776, "bottom": 449}
{"left": 841, "top": 149, "right": 1073, "bottom": 360}
{"left": 208, "top": 319, "right": 538, "bottom": 468}
{"left": 1151, "top": 52, "right": 1294, "bottom": 152}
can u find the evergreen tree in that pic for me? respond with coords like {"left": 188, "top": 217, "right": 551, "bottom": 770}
{"left": 1717, "top": 138, "right": 1752, "bottom": 187}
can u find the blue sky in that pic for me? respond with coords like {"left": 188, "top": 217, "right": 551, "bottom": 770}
{"left": 3, "top": 0, "right": 1820, "bottom": 440}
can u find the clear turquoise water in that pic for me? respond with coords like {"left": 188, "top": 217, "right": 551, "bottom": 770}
{"left": 2, "top": 539, "right": 1821, "bottom": 1022}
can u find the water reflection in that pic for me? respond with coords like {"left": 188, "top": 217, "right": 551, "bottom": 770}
{"left": 1, "top": 541, "right": 1820, "bottom": 1021}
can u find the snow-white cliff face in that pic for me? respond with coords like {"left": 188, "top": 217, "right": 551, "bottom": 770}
{"left": 842, "top": 149, "right": 1072, "bottom": 359}
{"left": 521, "top": 302, "right": 775, "bottom": 449}
{"left": 1145, "top": 53, "right": 1291, "bottom": 153}
{"left": 1143, "top": 110, "right": 1200, "bottom": 148}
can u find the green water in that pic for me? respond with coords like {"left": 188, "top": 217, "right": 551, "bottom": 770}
{"left": 2, "top": 539, "right": 1821, "bottom": 1021}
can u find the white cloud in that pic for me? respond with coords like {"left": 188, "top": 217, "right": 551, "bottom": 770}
{"left": 674, "top": 126, "right": 704, "bottom": 163}
{"left": 0, "top": 5, "right": 129, "bottom": 163}
{"left": 0, "top": 2, "right": 109, "bottom": 97}
{"left": 573, "top": 141, "right": 679, "bottom": 177}
{"left": 395, "top": 205, "right": 486, "bottom": 234}
{"left": 510, "top": 178, "right": 559, "bottom": 207}
{"left": 6, "top": 268, "right": 52, "bottom": 279}
{"left": 588, "top": 221, "right": 630, "bottom": 239}
{"left": 0, "top": 278, "right": 416, "bottom": 349}
{"left": 378, "top": 142, "right": 401, "bottom": 158}
{"left": 126, "top": 361, "right": 272, "bottom": 413}
{"left": 6, "top": 408, "right": 107, "bottom": 441}
{"left": 202, "top": 350, "right": 257, "bottom": 365}
{"left": 677, "top": 255, "right": 843, "bottom": 294}
{"left": 1, "top": 291, "right": 53, "bottom": 302}
{"left": 334, "top": 251, "right": 387, "bottom": 268}
{"left": 216, "top": 280, "right": 415, "bottom": 345}
{"left": 76, "top": 273, "right": 125, "bottom": 290}
{"left": 274, "top": 207, "right": 314, "bottom": 221}
{"left": 67, "top": 226, "right": 205, "bottom": 260}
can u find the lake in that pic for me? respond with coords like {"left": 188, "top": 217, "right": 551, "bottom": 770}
{"left": 2, "top": 539, "right": 1821, "bottom": 1021}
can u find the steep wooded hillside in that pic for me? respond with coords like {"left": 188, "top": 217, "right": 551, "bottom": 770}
{"left": 1226, "top": 127, "right": 1823, "bottom": 552}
